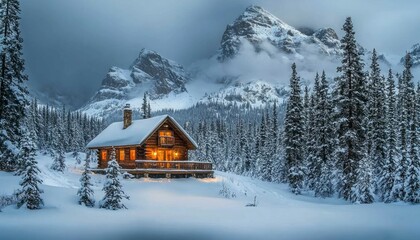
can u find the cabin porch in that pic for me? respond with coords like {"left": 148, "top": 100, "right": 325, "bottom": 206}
{"left": 91, "top": 160, "right": 214, "bottom": 178}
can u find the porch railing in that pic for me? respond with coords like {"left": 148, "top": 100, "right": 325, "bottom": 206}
{"left": 135, "top": 160, "right": 212, "bottom": 170}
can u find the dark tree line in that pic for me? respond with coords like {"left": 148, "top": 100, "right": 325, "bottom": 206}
{"left": 26, "top": 101, "right": 105, "bottom": 156}
{"left": 159, "top": 17, "right": 419, "bottom": 204}
{"left": 281, "top": 17, "right": 419, "bottom": 203}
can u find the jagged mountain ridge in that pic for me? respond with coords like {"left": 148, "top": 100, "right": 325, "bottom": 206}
{"left": 218, "top": 5, "right": 341, "bottom": 61}
{"left": 80, "top": 49, "right": 191, "bottom": 117}
{"left": 79, "top": 5, "right": 411, "bottom": 118}
{"left": 89, "top": 48, "right": 189, "bottom": 103}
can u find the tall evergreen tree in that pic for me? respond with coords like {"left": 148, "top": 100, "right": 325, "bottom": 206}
{"left": 392, "top": 53, "right": 413, "bottom": 201}
{"left": 50, "top": 116, "right": 66, "bottom": 172}
{"left": 404, "top": 56, "right": 420, "bottom": 203}
{"left": 381, "top": 69, "right": 398, "bottom": 202}
{"left": 283, "top": 63, "right": 305, "bottom": 194}
{"left": 141, "top": 92, "right": 149, "bottom": 119}
{"left": 314, "top": 71, "right": 334, "bottom": 198}
{"left": 99, "top": 148, "right": 129, "bottom": 210}
{"left": 147, "top": 102, "right": 151, "bottom": 118}
{"left": 0, "top": 0, "right": 29, "bottom": 171}
{"left": 367, "top": 49, "right": 387, "bottom": 190}
{"left": 333, "top": 17, "right": 367, "bottom": 202}
{"left": 17, "top": 130, "right": 43, "bottom": 209}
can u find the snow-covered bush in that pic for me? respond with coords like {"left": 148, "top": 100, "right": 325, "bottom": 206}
{"left": 219, "top": 181, "right": 236, "bottom": 199}
{"left": 122, "top": 171, "right": 134, "bottom": 179}
{"left": 0, "top": 192, "right": 19, "bottom": 211}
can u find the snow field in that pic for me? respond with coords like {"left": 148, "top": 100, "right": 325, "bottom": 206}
{"left": 0, "top": 153, "right": 419, "bottom": 240}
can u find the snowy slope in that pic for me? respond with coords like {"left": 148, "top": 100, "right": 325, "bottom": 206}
{"left": 199, "top": 80, "right": 288, "bottom": 107}
{"left": 1, "top": 153, "right": 420, "bottom": 240}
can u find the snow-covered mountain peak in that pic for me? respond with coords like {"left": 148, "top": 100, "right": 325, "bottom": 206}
{"left": 80, "top": 49, "right": 191, "bottom": 118}
{"left": 218, "top": 5, "right": 343, "bottom": 61}
{"left": 219, "top": 5, "right": 307, "bottom": 60}
{"left": 239, "top": 5, "right": 297, "bottom": 32}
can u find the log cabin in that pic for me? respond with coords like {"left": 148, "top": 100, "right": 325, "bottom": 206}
{"left": 86, "top": 104, "right": 213, "bottom": 178}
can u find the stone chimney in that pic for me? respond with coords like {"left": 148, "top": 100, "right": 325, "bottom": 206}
{"left": 123, "top": 104, "right": 132, "bottom": 129}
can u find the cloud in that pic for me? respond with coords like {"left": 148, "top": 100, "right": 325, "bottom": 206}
{"left": 191, "top": 39, "right": 339, "bottom": 89}
{"left": 20, "top": 0, "right": 420, "bottom": 107}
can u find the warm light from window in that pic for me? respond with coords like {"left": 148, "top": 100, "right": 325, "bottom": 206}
{"left": 153, "top": 151, "right": 157, "bottom": 156}
{"left": 119, "top": 149, "right": 125, "bottom": 161}
{"left": 159, "top": 130, "right": 173, "bottom": 136}
{"left": 101, "top": 150, "right": 107, "bottom": 160}
{"left": 130, "top": 149, "right": 136, "bottom": 160}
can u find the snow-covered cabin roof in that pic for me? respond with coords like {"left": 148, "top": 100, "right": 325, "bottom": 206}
{"left": 86, "top": 114, "right": 198, "bottom": 149}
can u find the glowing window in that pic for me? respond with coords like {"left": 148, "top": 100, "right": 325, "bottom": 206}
{"left": 130, "top": 149, "right": 136, "bottom": 160}
{"left": 159, "top": 130, "right": 173, "bottom": 136}
{"left": 119, "top": 149, "right": 125, "bottom": 161}
{"left": 101, "top": 150, "right": 107, "bottom": 161}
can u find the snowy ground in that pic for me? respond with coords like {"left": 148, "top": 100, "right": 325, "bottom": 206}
{"left": 1, "top": 153, "right": 419, "bottom": 240}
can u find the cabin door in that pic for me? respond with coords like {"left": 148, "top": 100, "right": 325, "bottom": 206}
{"left": 157, "top": 150, "right": 173, "bottom": 161}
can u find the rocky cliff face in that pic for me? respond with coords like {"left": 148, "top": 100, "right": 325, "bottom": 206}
{"left": 218, "top": 5, "right": 341, "bottom": 61}
{"left": 400, "top": 43, "right": 420, "bottom": 67}
{"left": 81, "top": 49, "right": 190, "bottom": 117}
{"left": 130, "top": 49, "right": 188, "bottom": 95}
{"left": 89, "top": 49, "right": 189, "bottom": 104}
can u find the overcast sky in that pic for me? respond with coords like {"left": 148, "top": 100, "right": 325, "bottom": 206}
{"left": 21, "top": 0, "right": 420, "bottom": 107}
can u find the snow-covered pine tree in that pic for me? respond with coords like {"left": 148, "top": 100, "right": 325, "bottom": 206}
{"left": 77, "top": 159, "right": 95, "bottom": 207}
{"left": 314, "top": 71, "right": 334, "bottom": 198}
{"left": 352, "top": 153, "right": 375, "bottom": 204}
{"left": 258, "top": 112, "right": 269, "bottom": 180}
{"left": 392, "top": 53, "right": 413, "bottom": 201}
{"left": 333, "top": 17, "right": 368, "bottom": 202}
{"left": 147, "top": 102, "right": 151, "bottom": 118}
{"left": 243, "top": 123, "right": 252, "bottom": 175}
{"left": 381, "top": 69, "right": 399, "bottom": 203}
{"left": 271, "top": 102, "right": 283, "bottom": 182}
{"left": 302, "top": 85, "right": 310, "bottom": 165}
{"left": 283, "top": 63, "right": 305, "bottom": 194}
{"left": 404, "top": 55, "right": 420, "bottom": 203}
{"left": 51, "top": 149, "right": 66, "bottom": 172}
{"left": 367, "top": 49, "right": 387, "bottom": 192}
{"left": 305, "top": 75, "right": 318, "bottom": 190}
{"left": 17, "top": 129, "right": 43, "bottom": 209}
{"left": 0, "top": 0, "right": 29, "bottom": 171}
{"left": 51, "top": 108, "right": 66, "bottom": 172}
{"left": 141, "top": 92, "right": 148, "bottom": 119}
{"left": 99, "top": 148, "right": 129, "bottom": 210}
